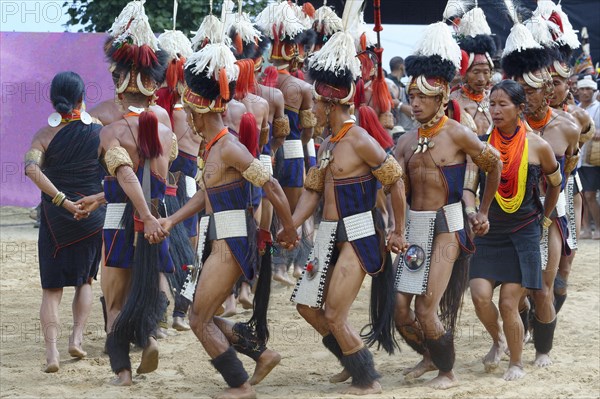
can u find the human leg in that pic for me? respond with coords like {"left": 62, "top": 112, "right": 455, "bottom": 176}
{"left": 470, "top": 278, "right": 506, "bottom": 372}
{"left": 69, "top": 280, "right": 93, "bottom": 358}
{"left": 498, "top": 283, "right": 526, "bottom": 380}
{"left": 40, "top": 288, "right": 63, "bottom": 372}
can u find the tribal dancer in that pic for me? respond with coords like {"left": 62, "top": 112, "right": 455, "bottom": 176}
{"left": 256, "top": 1, "right": 317, "bottom": 283}
{"left": 541, "top": 1, "right": 595, "bottom": 315}
{"left": 78, "top": 1, "right": 175, "bottom": 385}
{"left": 393, "top": 22, "right": 501, "bottom": 389}
{"left": 25, "top": 72, "right": 104, "bottom": 372}
{"left": 520, "top": 5, "right": 580, "bottom": 367}
{"left": 155, "top": 29, "right": 198, "bottom": 332}
{"left": 158, "top": 35, "right": 298, "bottom": 398}
{"left": 291, "top": 1, "right": 407, "bottom": 394}
{"left": 468, "top": 8, "right": 562, "bottom": 381}
{"left": 449, "top": 3, "right": 496, "bottom": 135}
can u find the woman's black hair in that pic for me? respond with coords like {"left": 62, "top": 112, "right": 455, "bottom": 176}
{"left": 490, "top": 79, "right": 526, "bottom": 107}
{"left": 50, "top": 71, "right": 85, "bottom": 114}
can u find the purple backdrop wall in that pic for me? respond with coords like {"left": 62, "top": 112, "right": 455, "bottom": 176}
{"left": 1, "top": 32, "right": 115, "bottom": 207}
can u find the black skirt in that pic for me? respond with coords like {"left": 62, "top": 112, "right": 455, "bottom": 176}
{"left": 38, "top": 219, "right": 101, "bottom": 289}
{"left": 470, "top": 220, "right": 542, "bottom": 290}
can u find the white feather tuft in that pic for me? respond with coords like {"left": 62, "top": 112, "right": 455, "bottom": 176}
{"left": 503, "top": 0, "right": 519, "bottom": 25}
{"left": 309, "top": 31, "right": 361, "bottom": 78}
{"left": 221, "top": 0, "right": 236, "bottom": 30}
{"left": 108, "top": 0, "right": 159, "bottom": 51}
{"left": 255, "top": 1, "right": 306, "bottom": 40}
{"left": 457, "top": 7, "right": 491, "bottom": 37}
{"left": 533, "top": 0, "right": 556, "bottom": 19}
{"left": 314, "top": 5, "right": 343, "bottom": 36}
{"left": 232, "top": 13, "right": 263, "bottom": 45}
{"left": 555, "top": 4, "right": 580, "bottom": 49}
{"left": 190, "top": 15, "right": 231, "bottom": 50}
{"left": 158, "top": 30, "right": 193, "bottom": 60}
{"left": 185, "top": 42, "right": 239, "bottom": 82}
{"left": 443, "top": 0, "right": 475, "bottom": 20}
{"left": 524, "top": 15, "right": 555, "bottom": 47}
{"left": 503, "top": 23, "right": 542, "bottom": 56}
{"left": 414, "top": 22, "right": 462, "bottom": 68}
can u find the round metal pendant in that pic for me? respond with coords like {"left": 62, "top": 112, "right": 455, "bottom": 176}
{"left": 47, "top": 112, "right": 62, "bottom": 127}
{"left": 305, "top": 258, "right": 319, "bottom": 280}
{"left": 404, "top": 244, "right": 426, "bottom": 271}
{"left": 80, "top": 111, "right": 93, "bottom": 125}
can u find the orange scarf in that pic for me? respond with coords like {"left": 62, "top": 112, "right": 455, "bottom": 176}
{"left": 329, "top": 122, "right": 355, "bottom": 143}
{"left": 526, "top": 108, "right": 552, "bottom": 131}
{"left": 462, "top": 85, "right": 485, "bottom": 103}
{"left": 419, "top": 115, "right": 448, "bottom": 139}
{"left": 60, "top": 109, "right": 82, "bottom": 123}
{"left": 202, "top": 128, "right": 229, "bottom": 161}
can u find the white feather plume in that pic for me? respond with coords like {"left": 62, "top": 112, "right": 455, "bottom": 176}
{"left": 314, "top": 5, "right": 343, "bottom": 36}
{"left": 503, "top": 23, "right": 542, "bottom": 56}
{"left": 221, "top": 0, "right": 236, "bottom": 31}
{"left": 457, "top": 7, "right": 492, "bottom": 37}
{"left": 414, "top": 22, "right": 462, "bottom": 68}
{"left": 190, "top": 14, "right": 230, "bottom": 50}
{"left": 524, "top": 15, "right": 555, "bottom": 47}
{"left": 310, "top": 32, "right": 361, "bottom": 78}
{"left": 533, "top": 0, "right": 556, "bottom": 19}
{"left": 185, "top": 42, "right": 239, "bottom": 82}
{"left": 555, "top": 4, "right": 580, "bottom": 49}
{"left": 158, "top": 30, "right": 193, "bottom": 60}
{"left": 503, "top": 0, "right": 520, "bottom": 25}
{"left": 108, "top": 0, "right": 159, "bottom": 51}
{"left": 232, "top": 12, "right": 263, "bottom": 45}
{"left": 255, "top": 1, "right": 305, "bottom": 40}
{"left": 443, "top": 0, "right": 475, "bottom": 20}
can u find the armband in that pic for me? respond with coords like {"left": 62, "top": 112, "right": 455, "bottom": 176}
{"left": 259, "top": 125, "right": 270, "bottom": 146}
{"left": 542, "top": 215, "right": 553, "bottom": 228}
{"left": 104, "top": 146, "right": 134, "bottom": 177}
{"left": 378, "top": 111, "right": 394, "bottom": 130}
{"left": 545, "top": 163, "right": 563, "bottom": 187}
{"left": 273, "top": 116, "right": 290, "bottom": 138}
{"left": 242, "top": 159, "right": 270, "bottom": 187}
{"left": 579, "top": 120, "right": 595, "bottom": 143}
{"left": 304, "top": 167, "right": 325, "bottom": 193}
{"left": 461, "top": 112, "right": 478, "bottom": 133}
{"left": 299, "top": 109, "right": 317, "bottom": 129}
{"left": 195, "top": 169, "right": 205, "bottom": 190}
{"left": 372, "top": 155, "right": 403, "bottom": 188}
{"left": 170, "top": 133, "right": 179, "bottom": 162}
{"left": 472, "top": 143, "right": 500, "bottom": 173}
{"left": 564, "top": 153, "right": 580, "bottom": 174}
{"left": 24, "top": 148, "right": 44, "bottom": 169}
{"left": 52, "top": 192, "right": 67, "bottom": 207}
{"left": 463, "top": 169, "right": 479, "bottom": 193}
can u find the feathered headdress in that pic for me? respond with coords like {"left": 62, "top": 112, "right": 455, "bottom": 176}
{"left": 157, "top": 30, "right": 192, "bottom": 91}
{"left": 312, "top": 0, "right": 343, "bottom": 52}
{"left": 105, "top": 0, "right": 167, "bottom": 96}
{"left": 255, "top": 1, "right": 313, "bottom": 69}
{"left": 501, "top": 0, "right": 551, "bottom": 88}
{"left": 190, "top": 0, "right": 231, "bottom": 51}
{"left": 406, "top": 22, "right": 461, "bottom": 103}
{"left": 443, "top": 0, "right": 474, "bottom": 28}
{"left": 227, "top": 0, "right": 268, "bottom": 70}
{"left": 456, "top": 3, "right": 496, "bottom": 75}
{"left": 574, "top": 27, "right": 595, "bottom": 76}
{"left": 308, "top": 0, "right": 363, "bottom": 105}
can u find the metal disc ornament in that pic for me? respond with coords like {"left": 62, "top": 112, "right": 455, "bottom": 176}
{"left": 404, "top": 244, "right": 425, "bottom": 271}
{"left": 80, "top": 111, "right": 93, "bottom": 125}
{"left": 47, "top": 112, "right": 62, "bottom": 127}
{"left": 305, "top": 258, "right": 319, "bottom": 280}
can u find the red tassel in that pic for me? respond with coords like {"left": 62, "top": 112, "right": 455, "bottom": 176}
{"left": 354, "top": 78, "right": 366, "bottom": 106}
{"left": 219, "top": 68, "right": 230, "bottom": 101}
{"left": 138, "top": 111, "right": 163, "bottom": 159}
{"left": 460, "top": 49, "right": 469, "bottom": 76}
{"left": 138, "top": 44, "right": 158, "bottom": 69}
{"left": 234, "top": 34, "right": 243, "bottom": 56}
{"left": 235, "top": 59, "right": 254, "bottom": 100}
{"left": 302, "top": 2, "right": 316, "bottom": 18}
{"left": 371, "top": 75, "right": 393, "bottom": 114}
{"left": 166, "top": 60, "right": 179, "bottom": 90}
{"left": 154, "top": 87, "right": 175, "bottom": 128}
{"left": 448, "top": 99, "right": 461, "bottom": 123}
{"left": 360, "top": 33, "right": 367, "bottom": 52}
{"left": 261, "top": 66, "right": 278, "bottom": 88}
{"left": 292, "top": 70, "right": 305, "bottom": 80}
{"left": 548, "top": 11, "right": 564, "bottom": 36}
{"left": 239, "top": 112, "right": 259, "bottom": 157}
{"left": 358, "top": 105, "right": 393, "bottom": 151}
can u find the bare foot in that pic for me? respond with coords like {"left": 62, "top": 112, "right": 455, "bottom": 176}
{"left": 534, "top": 352, "right": 553, "bottom": 367}
{"left": 214, "top": 382, "right": 256, "bottom": 399}
{"left": 523, "top": 330, "right": 532, "bottom": 344}
{"left": 292, "top": 265, "right": 303, "bottom": 279}
{"left": 239, "top": 296, "right": 253, "bottom": 310}
{"left": 68, "top": 345, "right": 87, "bottom": 359}
{"left": 45, "top": 348, "right": 59, "bottom": 373}
{"left": 403, "top": 357, "right": 437, "bottom": 380}
{"left": 580, "top": 230, "right": 592, "bottom": 239}
{"left": 172, "top": 316, "right": 191, "bottom": 331}
{"left": 339, "top": 381, "right": 382, "bottom": 395}
{"left": 222, "top": 295, "right": 237, "bottom": 318}
{"left": 215, "top": 304, "right": 225, "bottom": 316}
{"left": 272, "top": 270, "right": 295, "bottom": 287}
{"left": 136, "top": 337, "right": 159, "bottom": 374}
{"left": 425, "top": 372, "right": 458, "bottom": 390}
{"left": 249, "top": 349, "right": 281, "bottom": 385}
{"left": 329, "top": 368, "right": 351, "bottom": 383}
{"left": 483, "top": 340, "right": 507, "bottom": 372}
{"left": 503, "top": 364, "right": 526, "bottom": 381}
{"left": 155, "top": 327, "right": 168, "bottom": 339}
{"left": 110, "top": 369, "right": 132, "bottom": 386}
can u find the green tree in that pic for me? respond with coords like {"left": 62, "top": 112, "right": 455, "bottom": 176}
{"left": 63, "top": 0, "right": 269, "bottom": 36}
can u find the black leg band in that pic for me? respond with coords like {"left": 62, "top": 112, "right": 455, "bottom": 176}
{"left": 533, "top": 317, "right": 557, "bottom": 354}
{"left": 106, "top": 332, "right": 131, "bottom": 374}
{"left": 211, "top": 346, "right": 249, "bottom": 388}
{"left": 425, "top": 331, "right": 455, "bottom": 373}
{"left": 232, "top": 322, "right": 266, "bottom": 361}
{"left": 339, "top": 347, "right": 381, "bottom": 388}
{"left": 322, "top": 334, "right": 343, "bottom": 361}
{"left": 100, "top": 296, "right": 107, "bottom": 333}
{"left": 397, "top": 320, "right": 427, "bottom": 355}
{"left": 554, "top": 293, "right": 567, "bottom": 314}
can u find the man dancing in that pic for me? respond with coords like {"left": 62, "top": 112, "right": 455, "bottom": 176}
{"left": 291, "top": 1, "right": 407, "bottom": 394}
{"left": 393, "top": 22, "right": 501, "bottom": 389}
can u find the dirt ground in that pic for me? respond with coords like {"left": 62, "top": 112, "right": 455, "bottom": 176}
{"left": 1, "top": 206, "right": 599, "bottom": 398}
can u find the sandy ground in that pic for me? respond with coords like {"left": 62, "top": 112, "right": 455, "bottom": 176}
{"left": 1, "top": 205, "right": 599, "bottom": 399}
